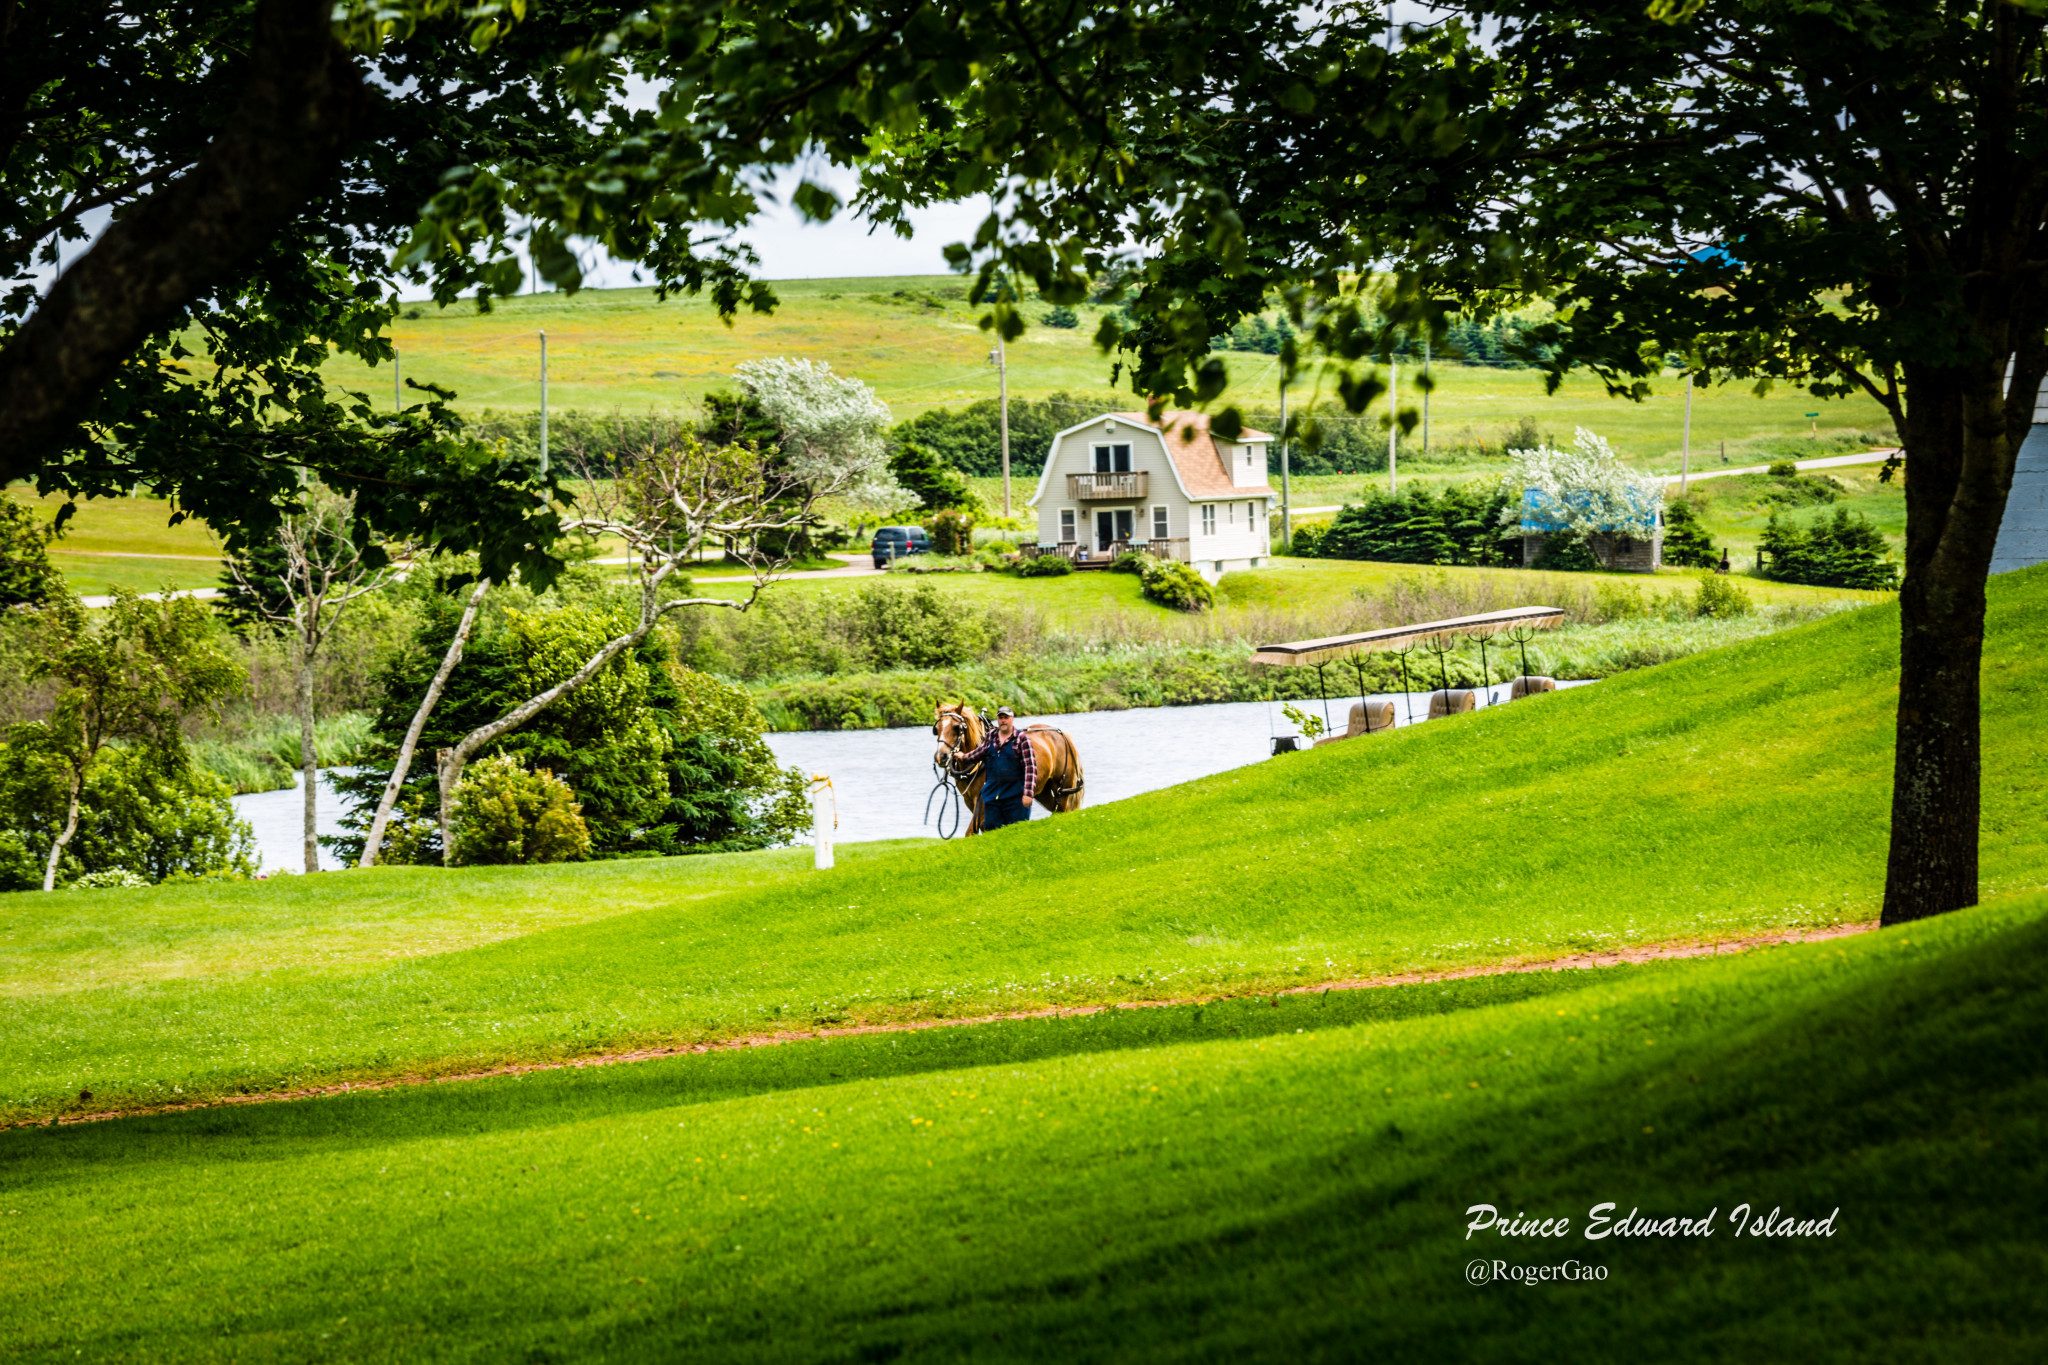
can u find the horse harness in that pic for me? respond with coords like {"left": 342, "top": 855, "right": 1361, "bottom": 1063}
{"left": 926, "top": 710, "right": 1084, "bottom": 837}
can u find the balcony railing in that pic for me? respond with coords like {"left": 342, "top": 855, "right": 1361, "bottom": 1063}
{"left": 1067, "top": 471, "right": 1149, "bottom": 501}
{"left": 1024, "top": 537, "right": 1189, "bottom": 568}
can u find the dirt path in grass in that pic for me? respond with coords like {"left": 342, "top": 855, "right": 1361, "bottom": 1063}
{"left": 28, "top": 920, "right": 1876, "bottom": 1128}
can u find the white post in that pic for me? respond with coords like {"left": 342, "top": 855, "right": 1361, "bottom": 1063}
{"left": 1388, "top": 361, "right": 1399, "bottom": 494}
{"left": 1681, "top": 373, "right": 1693, "bottom": 492}
{"left": 538, "top": 330, "right": 549, "bottom": 475}
{"left": 810, "top": 775, "right": 835, "bottom": 870}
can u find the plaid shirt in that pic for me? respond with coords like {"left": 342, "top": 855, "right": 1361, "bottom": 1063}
{"left": 964, "top": 725, "right": 1037, "bottom": 804}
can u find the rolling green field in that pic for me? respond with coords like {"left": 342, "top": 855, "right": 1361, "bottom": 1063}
{"left": 287, "top": 277, "right": 1890, "bottom": 462}
{"left": 1, "top": 572, "right": 2042, "bottom": 1359}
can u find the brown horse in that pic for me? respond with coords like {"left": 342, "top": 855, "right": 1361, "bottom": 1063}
{"left": 931, "top": 703, "right": 1085, "bottom": 835}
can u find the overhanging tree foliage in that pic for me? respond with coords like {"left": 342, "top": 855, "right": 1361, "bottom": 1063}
{"left": 858, "top": 0, "right": 2047, "bottom": 926}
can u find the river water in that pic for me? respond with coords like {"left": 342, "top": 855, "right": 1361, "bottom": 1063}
{"left": 762, "top": 684, "right": 1588, "bottom": 846}
{"left": 231, "top": 686, "right": 1585, "bottom": 868}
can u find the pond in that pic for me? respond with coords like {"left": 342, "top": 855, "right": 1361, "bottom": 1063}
{"left": 763, "top": 683, "right": 1590, "bottom": 846}
{"left": 230, "top": 769, "right": 361, "bottom": 875}
{"left": 229, "top": 685, "right": 1590, "bottom": 869}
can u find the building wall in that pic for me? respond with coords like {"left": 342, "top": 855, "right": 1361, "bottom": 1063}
{"left": 1991, "top": 422, "right": 2048, "bottom": 574}
{"left": 1520, "top": 529, "right": 1664, "bottom": 573}
{"left": 1032, "top": 423, "right": 1274, "bottom": 570}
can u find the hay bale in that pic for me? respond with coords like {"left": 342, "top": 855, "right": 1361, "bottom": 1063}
{"left": 1509, "top": 675, "right": 1558, "bottom": 700}
{"left": 1345, "top": 700, "right": 1397, "bottom": 736}
{"left": 1428, "top": 689, "right": 1478, "bottom": 719}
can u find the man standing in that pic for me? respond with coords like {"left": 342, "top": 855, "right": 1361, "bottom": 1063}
{"left": 964, "top": 706, "right": 1037, "bottom": 832}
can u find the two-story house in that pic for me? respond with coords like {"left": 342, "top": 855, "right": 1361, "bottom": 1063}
{"left": 1027, "top": 411, "right": 1278, "bottom": 581}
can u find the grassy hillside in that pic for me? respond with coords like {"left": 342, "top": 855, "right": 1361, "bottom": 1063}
{"left": 4, "top": 567, "right": 2042, "bottom": 1125}
{"left": 286, "top": 278, "right": 1889, "bottom": 456}
{"left": 2, "top": 888, "right": 2041, "bottom": 1361}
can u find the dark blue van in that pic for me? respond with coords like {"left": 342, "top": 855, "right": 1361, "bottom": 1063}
{"left": 871, "top": 525, "right": 932, "bottom": 568}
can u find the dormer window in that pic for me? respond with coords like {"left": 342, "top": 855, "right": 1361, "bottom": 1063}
{"left": 1092, "top": 443, "right": 1132, "bottom": 473}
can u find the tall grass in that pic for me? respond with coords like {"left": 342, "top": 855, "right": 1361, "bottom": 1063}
{"left": 189, "top": 711, "right": 378, "bottom": 793}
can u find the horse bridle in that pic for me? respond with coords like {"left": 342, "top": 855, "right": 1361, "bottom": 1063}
{"left": 934, "top": 709, "right": 991, "bottom": 777}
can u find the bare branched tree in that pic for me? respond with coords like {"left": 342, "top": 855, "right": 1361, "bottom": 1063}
{"left": 224, "top": 483, "right": 402, "bottom": 873}
{"left": 429, "top": 430, "right": 887, "bottom": 862}
{"left": 357, "top": 573, "right": 490, "bottom": 869}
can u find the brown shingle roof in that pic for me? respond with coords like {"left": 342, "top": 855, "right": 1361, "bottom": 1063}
{"left": 1111, "top": 410, "right": 1276, "bottom": 500}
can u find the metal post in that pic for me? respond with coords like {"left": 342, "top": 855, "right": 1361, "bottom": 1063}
{"left": 994, "top": 340, "right": 1011, "bottom": 517}
{"left": 1315, "top": 662, "right": 1331, "bottom": 736}
{"left": 1479, "top": 635, "right": 1492, "bottom": 704}
{"left": 1422, "top": 337, "right": 1431, "bottom": 459}
{"left": 538, "top": 329, "right": 549, "bottom": 475}
{"left": 1681, "top": 373, "right": 1693, "bottom": 492}
{"left": 1279, "top": 377, "right": 1292, "bottom": 547}
{"left": 1388, "top": 360, "right": 1399, "bottom": 494}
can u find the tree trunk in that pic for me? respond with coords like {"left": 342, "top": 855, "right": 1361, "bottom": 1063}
{"left": 41, "top": 765, "right": 83, "bottom": 892}
{"left": 298, "top": 642, "right": 319, "bottom": 874}
{"left": 360, "top": 578, "right": 489, "bottom": 867}
{"left": 1882, "top": 360, "right": 2022, "bottom": 925}
{"left": 0, "top": 0, "right": 365, "bottom": 476}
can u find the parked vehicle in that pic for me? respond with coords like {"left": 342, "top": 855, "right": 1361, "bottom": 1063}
{"left": 871, "top": 525, "right": 932, "bottom": 568}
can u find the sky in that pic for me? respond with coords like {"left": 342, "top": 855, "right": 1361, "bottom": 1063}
{"left": 505, "top": 166, "right": 992, "bottom": 295}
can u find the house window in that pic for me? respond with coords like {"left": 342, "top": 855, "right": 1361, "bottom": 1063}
{"left": 1227, "top": 502, "right": 1236, "bottom": 525}
{"left": 1245, "top": 449, "right": 1254, "bottom": 468}
{"left": 1092, "top": 443, "right": 1133, "bottom": 473}
{"left": 1151, "top": 505, "right": 1169, "bottom": 540}
{"left": 1200, "top": 505, "right": 1217, "bottom": 535}
{"left": 1247, "top": 501, "right": 1256, "bottom": 526}
{"left": 1059, "top": 509, "right": 1076, "bottom": 543}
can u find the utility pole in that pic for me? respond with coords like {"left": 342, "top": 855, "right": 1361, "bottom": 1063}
{"left": 539, "top": 329, "right": 549, "bottom": 475}
{"left": 1680, "top": 373, "right": 1693, "bottom": 492}
{"left": 1279, "top": 377, "right": 1292, "bottom": 547}
{"left": 989, "top": 341, "right": 1011, "bottom": 516}
{"left": 1388, "top": 360, "right": 1399, "bottom": 494}
{"left": 1422, "top": 338, "right": 1431, "bottom": 459}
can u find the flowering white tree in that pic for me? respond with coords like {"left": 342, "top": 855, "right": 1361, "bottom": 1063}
{"left": 1503, "top": 428, "right": 1666, "bottom": 538}
{"left": 733, "top": 357, "right": 908, "bottom": 516}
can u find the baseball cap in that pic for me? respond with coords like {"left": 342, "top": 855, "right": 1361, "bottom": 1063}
{"left": 997, "top": 706, "right": 1015, "bottom": 717}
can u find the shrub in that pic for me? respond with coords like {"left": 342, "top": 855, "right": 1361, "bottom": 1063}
{"left": 1042, "top": 306, "right": 1080, "bottom": 329}
{"left": 1662, "top": 500, "right": 1718, "bottom": 568}
{"left": 926, "top": 508, "right": 974, "bottom": 555}
{"left": 1014, "top": 553, "right": 1072, "bottom": 578}
{"left": 449, "top": 755, "right": 591, "bottom": 866}
{"left": 1139, "top": 558, "right": 1215, "bottom": 612}
{"left": 1317, "top": 484, "right": 1520, "bottom": 565}
{"left": 0, "top": 744, "right": 255, "bottom": 890}
{"left": 1530, "top": 526, "right": 1599, "bottom": 572}
{"left": 1767, "top": 460, "right": 1800, "bottom": 477}
{"left": 1694, "top": 573, "right": 1754, "bottom": 619}
{"left": 1110, "top": 550, "right": 1151, "bottom": 574}
{"left": 1758, "top": 507, "right": 1900, "bottom": 590}
{"left": 1282, "top": 522, "right": 1329, "bottom": 557}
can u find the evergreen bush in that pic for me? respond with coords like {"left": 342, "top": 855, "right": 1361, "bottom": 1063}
{"left": 448, "top": 755, "right": 591, "bottom": 866}
{"left": 1758, "top": 507, "right": 1900, "bottom": 590}
{"left": 1316, "top": 485, "right": 1520, "bottom": 565}
{"left": 1013, "top": 554, "right": 1072, "bottom": 578}
{"left": 1662, "top": 500, "right": 1718, "bottom": 568}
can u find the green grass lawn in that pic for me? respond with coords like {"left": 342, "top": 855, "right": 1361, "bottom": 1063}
{"left": 2, "top": 887, "right": 2041, "bottom": 1361}
{"left": 691, "top": 555, "right": 1883, "bottom": 629}
{"left": 5, "top": 567, "right": 2041, "bottom": 1127}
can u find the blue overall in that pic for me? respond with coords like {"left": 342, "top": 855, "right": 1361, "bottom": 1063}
{"left": 982, "top": 735, "right": 1029, "bottom": 830}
